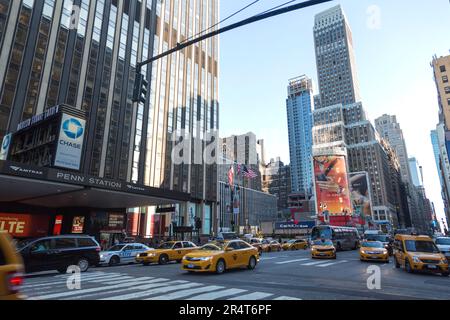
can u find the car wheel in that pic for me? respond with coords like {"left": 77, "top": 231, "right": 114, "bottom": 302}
{"left": 216, "top": 259, "right": 226, "bottom": 274}
{"left": 405, "top": 259, "right": 413, "bottom": 273}
{"left": 77, "top": 258, "right": 90, "bottom": 272}
{"left": 248, "top": 256, "right": 257, "bottom": 270}
{"left": 394, "top": 256, "right": 400, "bottom": 268}
{"left": 159, "top": 254, "right": 169, "bottom": 265}
{"left": 109, "top": 256, "right": 120, "bottom": 267}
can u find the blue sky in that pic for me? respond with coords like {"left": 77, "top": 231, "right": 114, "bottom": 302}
{"left": 219, "top": 0, "right": 450, "bottom": 228}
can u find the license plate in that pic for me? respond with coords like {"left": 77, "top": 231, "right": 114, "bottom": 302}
{"left": 427, "top": 265, "right": 437, "bottom": 269}
{"left": 187, "top": 264, "right": 195, "bottom": 268}
{"left": 319, "top": 253, "right": 326, "bottom": 256}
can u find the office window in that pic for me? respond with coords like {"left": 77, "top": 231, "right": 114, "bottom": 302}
{"left": 445, "top": 86, "right": 450, "bottom": 94}
{"left": 443, "top": 75, "right": 449, "bottom": 83}
{"left": 440, "top": 65, "right": 447, "bottom": 73}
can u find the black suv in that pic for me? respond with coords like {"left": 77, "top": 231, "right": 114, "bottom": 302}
{"left": 16, "top": 235, "right": 101, "bottom": 274}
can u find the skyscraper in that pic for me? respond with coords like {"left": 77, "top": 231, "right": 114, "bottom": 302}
{"left": 431, "top": 54, "right": 450, "bottom": 130}
{"left": 409, "top": 157, "right": 423, "bottom": 187}
{"left": 0, "top": 0, "right": 220, "bottom": 240}
{"left": 311, "top": 5, "right": 405, "bottom": 228}
{"left": 286, "top": 75, "right": 313, "bottom": 194}
{"left": 313, "top": 5, "right": 360, "bottom": 108}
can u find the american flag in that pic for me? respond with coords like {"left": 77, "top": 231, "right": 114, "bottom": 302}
{"left": 241, "top": 164, "right": 258, "bottom": 179}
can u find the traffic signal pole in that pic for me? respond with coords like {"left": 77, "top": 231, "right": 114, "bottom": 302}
{"left": 133, "top": 0, "right": 333, "bottom": 101}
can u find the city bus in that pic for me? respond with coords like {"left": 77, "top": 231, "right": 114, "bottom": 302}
{"left": 310, "top": 225, "right": 360, "bottom": 251}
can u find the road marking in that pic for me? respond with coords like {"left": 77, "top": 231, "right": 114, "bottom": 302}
{"left": 29, "top": 279, "right": 160, "bottom": 300}
{"left": 23, "top": 273, "right": 121, "bottom": 287}
{"left": 301, "top": 260, "right": 331, "bottom": 266}
{"left": 316, "top": 260, "right": 348, "bottom": 267}
{"left": 87, "top": 276, "right": 134, "bottom": 283}
{"left": 105, "top": 282, "right": 205, "bottom": 300}
{"left": 61, "top": 278, "right": 177, "bottom": 300}
{"left": 187, "top": 288, "right": 247, "bottom": 300}
{"left": 273, "top": 296, "right": 302, "bottom": 300}
{"left": 275, "top": 258, "right": 309, "bottom": 265}
{"left": 101, "top": 277, "right": 154, "bottom": 285}
{"left": 147, "top": 285, "right": 225, "bottom": 300}
{"left": 227, "top": 292, "right": 273, "bottom": 300}
{"left": 260, "top": 257, "right": 277, "bottom": 261}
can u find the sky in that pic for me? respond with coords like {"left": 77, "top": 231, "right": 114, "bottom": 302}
{"left": 218, "top": 0, "right": 450, "bottom": 229}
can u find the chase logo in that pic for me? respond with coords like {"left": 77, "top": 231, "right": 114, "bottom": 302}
{"left": 2, "top": 135, "right": 10, "bottom": 150}
{"left": 62, "top": 118, "right": 84, "bottom": 140}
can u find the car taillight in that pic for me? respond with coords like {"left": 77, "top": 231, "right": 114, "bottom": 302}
{"left": 7, "top": 272, "right": 24, "bottom": 294}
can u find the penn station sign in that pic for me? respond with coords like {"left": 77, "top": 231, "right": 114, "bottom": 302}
{"left": 52, "top": 172, "right": 123, "bottom": 190}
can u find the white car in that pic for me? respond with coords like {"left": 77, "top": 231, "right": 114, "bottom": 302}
{"left": 435, "top": 237, "right": 450, "bottom": 261}
{"left": 99, "top": 243, "right": 153, "bottom": 266}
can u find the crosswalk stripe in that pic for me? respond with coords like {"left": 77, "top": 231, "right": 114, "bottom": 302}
{"left": 187, "top": 288, "right": 247, "bottom": 300}
{"left": 62, "top": 278, "right": 176, "bottom": 300}
{"left": 29, "top": 279, "right": 158, "bottom": 300}
{"left": 227, "top": 292, "right": 273, "bottom": 300}
{"left": 104, "top": 282, "right": 205, "bottom": 300}
{"left": 23, "top": 273, "right": 113, "bottom": 287}
{"left": 87, "top": 276, "right": 133, "bottom": 283}
{"left": 147, "top": 285, "right": 225, "bottom": 300}
{"left": 316, "top": 260, "right": 348, "bottom": 267}
{"left": 275, "top": 258, "right": 309, "bottom": 265}
{"left": 273, "top": 296, "right": 302, "bottom": 300}
{"left": 53, "top": 272, "right": 107, "bottom": 279}
{"left": 301, "top": 261, "right": 330, "bottom": 266}
{"left": 101, "top": 277, "right": 154, "bottom": 285}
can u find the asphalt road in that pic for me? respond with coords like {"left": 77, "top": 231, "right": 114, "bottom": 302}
{"left": 21, "top": 249, "right": 450, "bottom": 300}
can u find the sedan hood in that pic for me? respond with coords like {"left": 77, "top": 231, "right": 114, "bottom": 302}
{"left": 184, "top": 250, "right": 223, "bottom": 257}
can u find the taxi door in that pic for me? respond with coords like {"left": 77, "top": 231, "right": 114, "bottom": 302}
{"left": 236, "top": 241, "right": 253, "bottom": 267}
{"left": 223, "top": 242, "right": 240, "bottom": 269}
{"left": 171, "top": 242, "right": 184, "bottom": 260}
{"left": 181, "top": 242, "right": 197, "bottom": 257}
{"left": 394, "top": 239, "right": 406, "bottom": 266}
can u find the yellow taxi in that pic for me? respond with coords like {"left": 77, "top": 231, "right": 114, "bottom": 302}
{"left": 311, "top": 239, "right": 336, "bottom": 259}
{"left": 393, "top": 234, "right": 449, "bottom": 276}
{"left": 0, "top": 233, "right": 25, "bottom": 300}
{"left": 181, "top": 240, "right": 259, "bottom": 274}
{"left": 247, "top": 238, "right": 264, "bottom": 254}
{"left": 261, "top": 240, "right": 282, "bottom": 252}
{"left": 136, "top": 241, "right": 198, "bottom": 265}
{"left": 359, "top": 240, "right": 389, "bottom": 263}
{"left": 282, "top": 239, "right": 308, "bottom": 251}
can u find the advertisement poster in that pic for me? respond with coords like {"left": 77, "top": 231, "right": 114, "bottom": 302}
{"left": 0, "top": 213, "right": 49, "bottom": 237}
{"left": 54, "top": 113, "right": 86, "bottom": 170}
{"left": 72, "top": 216, "right": 85, "bottom": 233}
{"left": 314, "top": 155, "right": 352, "bottom": 216}
{"left": 0, "top": 133, "right": 11, "bottom": 160}
{"left": 349, "top": 172, "right": 373, "bottom": 219}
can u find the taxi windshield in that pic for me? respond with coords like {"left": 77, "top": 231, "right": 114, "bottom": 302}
{"left": 201, "top": 243, "right": 224, "bottom": 250}
{"left": 313, "top": 240, "right": 333, "bottom": 246}
{"left": 158, "top": 242, "right": 175, "bottom": 249}
{"left": 106, "top": 245, "right": 125, "bottom": 251}
{"left": 405, "top": 240, "right": 440, "bottom": 253}
{"left": 361, "top": 241, "right": 383, "bottom": 248}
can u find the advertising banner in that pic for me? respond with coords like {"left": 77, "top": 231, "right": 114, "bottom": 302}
{"left": 314, "top": 155, "right": 352, "bottom": 216}
{"left": 0, "top": 133, "right": 11, "bottom": 160}
{"left": 54, "top": 113, "right": 86, "bottom": 170}
{"left": 349, "top": 172, "right": 373, "bottom": 220}
{"left": 72, "top": 216, "right": 85, "bottom": 234}
{"left": 275, "top": 221, "right": 315, "bottom": 230}
{"left": 0, "top": 213, "right": 49, "bottom": 237}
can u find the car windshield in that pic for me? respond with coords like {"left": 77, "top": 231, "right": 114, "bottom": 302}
{"left": 313, "top": 240, "right": 333, "bottom": 246}
{"left": 287, "top": 240, "right": 296, "bottom": 243}
{"left": 16, "top": 238, "right": 36, "bottom": 250}
{"left": 158, "top": 242, "right": 175, "bottom": 249}
{"left": 201, "top": 243, "right": 224, "bottom": 250}
{"left": 361, "top": 241, "right": 383, "bottom": 248}
{"left": 436, "top": 238, "right": 450, "bottom": 246}
{"left": 405, "top": 240, "right": 440, "bottom": 253}
{"left": 105, "top": 245, "right": 125, "bottom": 251}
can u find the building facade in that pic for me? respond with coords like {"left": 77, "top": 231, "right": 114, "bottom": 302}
{"left": 286, "top": 75, "right": 313, "bottom": 195}
{"left": 261, "top": 157, "right": 291, "bottom": 213}
{"left": 0, "top": 0, "right": 220, "bottom": 241}
{"left": 431, "top": 54, "right": 450, "bottom": 130}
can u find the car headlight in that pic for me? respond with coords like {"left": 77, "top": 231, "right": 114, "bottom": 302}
{"left": 148, "top": 253, "right": 157, "bottom": 257}
{"left": 198, "top": 256, "right": 213, "bottom": 261}
{"left": 412, "top": 256, "right": 421, "bottom": 263}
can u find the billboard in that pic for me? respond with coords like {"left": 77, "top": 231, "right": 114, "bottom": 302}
{"left": 0, "top": 213, "right": 49, "bottom": 238}
{"left": 349, "top": 172, "right": 373, "bottom": 220}
{"left": 313, "top": 155, "right": 352, "bottom": 216}
{"left": 54, "top": 113, "right": 86, "bottom": 170}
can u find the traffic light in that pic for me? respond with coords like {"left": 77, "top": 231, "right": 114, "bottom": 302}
{"left": 132, "top": 72, "right": 148, "bottom": 103}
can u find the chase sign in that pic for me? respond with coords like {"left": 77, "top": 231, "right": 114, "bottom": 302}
{"left": 54, "top": 114, "right": 86, "bottom": 170}
{"left": 0, "top": 133, "right": 11, "bottom": 160}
